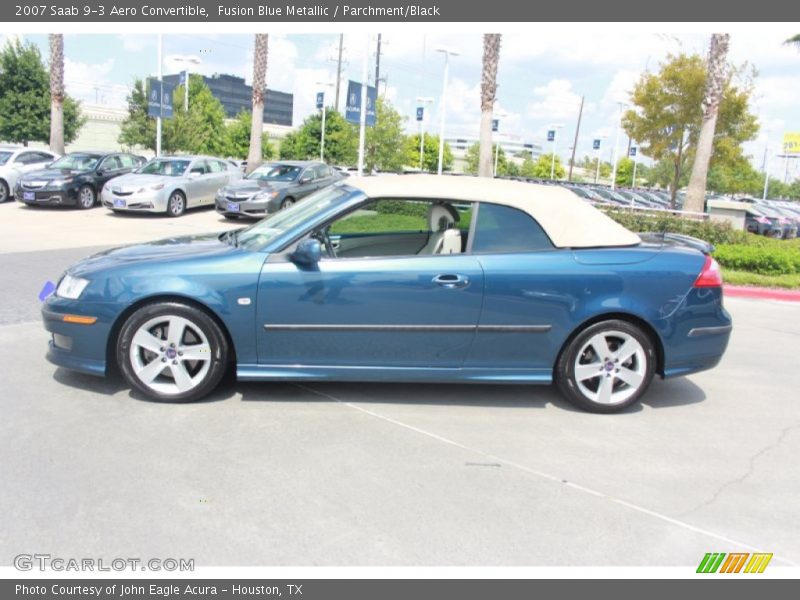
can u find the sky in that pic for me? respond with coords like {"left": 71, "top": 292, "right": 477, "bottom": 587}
{"left": 5, "top": 30, "right": 800, "bottom": 178}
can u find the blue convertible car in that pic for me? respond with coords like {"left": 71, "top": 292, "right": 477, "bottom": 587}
{"left": 42, "top": 176, "right": 731, "bottom": 413}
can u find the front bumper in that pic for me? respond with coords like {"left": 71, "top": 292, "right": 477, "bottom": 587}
{"left": 101, "top": 188, "right": 167, "bottom": 212}
{"left": 41, "top": 296, "right": 119, "bottom": 377}
{"left": 16, "top": 186, "right": 79, "bottom": 206}
{"left": 215, "top": 195, "right": 280, "bottom": 218}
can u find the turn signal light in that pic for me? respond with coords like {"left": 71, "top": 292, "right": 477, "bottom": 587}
{"left": 694, "top": 255, "right": 723, "bottom": 288}
{"left": 62, "top": 314, "right": 98, "bottom": 325}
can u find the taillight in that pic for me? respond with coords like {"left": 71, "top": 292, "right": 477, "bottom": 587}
{"left": 694, "top": 255, "right": 723, "bottom": 288}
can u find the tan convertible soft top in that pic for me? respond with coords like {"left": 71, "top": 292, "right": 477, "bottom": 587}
{"left": 343, "top": 175, "right": 641, "bottom": 248}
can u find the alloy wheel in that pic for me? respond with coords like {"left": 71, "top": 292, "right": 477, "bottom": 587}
{"left": 573, "top": 330, "right": 647, "bottom": 406}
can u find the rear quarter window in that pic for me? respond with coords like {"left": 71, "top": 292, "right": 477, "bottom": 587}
{"left": 472, "top": 203, "right": 553, "bottom": 253}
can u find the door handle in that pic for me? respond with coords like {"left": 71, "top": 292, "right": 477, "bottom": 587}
{"left": 432, "top": 274, "right": 469, "bottom": 289}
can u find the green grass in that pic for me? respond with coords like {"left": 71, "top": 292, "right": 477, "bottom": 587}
{"left": 330, "top": 213, "right": 426, "bottom": 234}
{"left": 721, "top": 269, "right": 800, "bottom": 289}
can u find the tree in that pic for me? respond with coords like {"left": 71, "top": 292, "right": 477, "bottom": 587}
{"left": 118, "top": 78, "right": 156, "bottom": 151}
{"left": 785, "top": 34, "right": 800, "bottom": 47}
{"left": 520, "top": 153, "right": 565, "bottom": 179}
{"left": 684, "top": 34, "right": 731, "bottom": 213}
{"left": 224, "top": 110, "right": 274, "bottom": 159}
{"left": 247, "top": 34, "right": 268, "bottom": 174}
{"left": 162, "top": 76, "right": 228, "bottom": 155}
{"left": 405, "top": 133, "right": 453, "bottom": 173}
{"left": 478, "top": 34, "right": 501, "bottom": 178}
{"left": 49, "top": 34, "right": 65, "bottom": 155}
{"left": 622, "top": 53, "right": 758, "bottom": 207}
{"left": 364, "top": 97, "right": 407, "bottom": 173}
{"left": 280, "top": 110, "right": 357, "bottom": 166}
{"left": 0, "top": 39, "right": 84, "bottom": 146}
{"left": 465, "top": 142, "right": 516, "bottom": 176}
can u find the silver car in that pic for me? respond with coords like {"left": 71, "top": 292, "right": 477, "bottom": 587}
{"left": 101, "top": 156, "right": 242, "bottom": 217}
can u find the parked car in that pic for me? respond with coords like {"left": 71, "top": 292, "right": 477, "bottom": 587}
{"left": 215, "top": 160, "right": 342, "bottom": 220}
{"left": 744, "top": 206, "right": 783, "bottom": 238}
{"left": 101, "top": 156, "right": 242, "bottom": 217}
{"left": 41, "top": 175, "right": 731, "bottom": 413}
{"left": 15, "top": 151, "right": 144, "bottom": 209}
{"left": 0, "top": 146, "right": 59, "bottom": 203}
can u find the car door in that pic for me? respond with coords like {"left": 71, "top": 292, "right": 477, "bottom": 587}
{"left": 255, "top": 198, "right": 484, "bottom": 369}
{"left": 293, "top": 166, "right": 318, "bottom": 199}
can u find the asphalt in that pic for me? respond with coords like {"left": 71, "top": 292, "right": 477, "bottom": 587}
{"left": 0, "top": 200, "right": 798, "bottom": 567}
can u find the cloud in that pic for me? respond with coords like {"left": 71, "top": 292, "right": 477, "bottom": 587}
{"left": 64, "top": 57, "right": 128, "bottom": 106}
{"left": 526, "top": 79, "right": 587, "bottom": 123}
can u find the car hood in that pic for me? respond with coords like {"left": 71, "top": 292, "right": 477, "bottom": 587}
{"left": 106, "top": 173, "right": 174, "bottom": 191}
{"left": 68, "top": 232, "right": 243, "bottom": 277}
{"left": 23, "top": 168, "right": 90, "bottom": 181}
{"left": 221, "top": 179, "right": 291, "bottom": 197}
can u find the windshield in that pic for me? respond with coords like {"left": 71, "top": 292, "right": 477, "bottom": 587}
{"left": 0, "top": 151, "right": 12, "bottom": 166}
{"left": 139, "top": 159, "right": 190, "bottom": 177}
{"left": 50, "top": 154, "right": 101, "bottom": 171}
{"left": 235, "top": 186, "right": 350, "bottom": 250}
{"left": 247, "top": 163, "right": 302, "bottom": 182}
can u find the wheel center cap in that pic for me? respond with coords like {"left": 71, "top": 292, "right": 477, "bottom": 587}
{"left": 165, "top": 348, "right": 177, "bottom": 359}
{"left": 604, "top": 361, "right": 615, "bottom": 372}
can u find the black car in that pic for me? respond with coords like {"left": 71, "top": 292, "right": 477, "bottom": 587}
{"left": 215, "top": 160, "right": 343, "bottom": 219}
{"left": 15, "top": 151, "right": 145, "bottom": 209}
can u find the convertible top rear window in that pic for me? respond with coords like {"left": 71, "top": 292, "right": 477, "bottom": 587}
{"left": 472, "top": 203, "right": 553, "bottom": 253}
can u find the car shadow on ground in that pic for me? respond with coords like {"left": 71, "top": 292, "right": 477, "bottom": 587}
{"left": 52, "top": 367, "right": 706, "bottom": 413}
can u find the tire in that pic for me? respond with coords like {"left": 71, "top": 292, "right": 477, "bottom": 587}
{"left": 116, "top": 301, "right": 229, "bottom": 403}
{"left": 0, "top": 179, "right": 9, "bottom": 203}
{"left": 555, "top": 319, "right": 656, "bottom": 414}
{"left": 280, "top": 197, "right": 295, "bottom": 210}
{"left": 77, "top": 185, "right": 96, "bottom": 209}
{"left": 166, "top": 191, "right": 186, "bottom": 217}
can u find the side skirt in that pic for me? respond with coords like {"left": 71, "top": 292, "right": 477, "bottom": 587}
{"left": 236, "top": 364, "right": 553, "bottom": 385}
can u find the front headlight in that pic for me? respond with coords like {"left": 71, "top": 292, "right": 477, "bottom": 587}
{"left": 56, "top": 274, "right": 90, "bottom": 299}
{"left": 253, "top": 191, "right": 279, "bottom": 201}
{"left": 49, "top": 177, "right": 74, "bottom": 187}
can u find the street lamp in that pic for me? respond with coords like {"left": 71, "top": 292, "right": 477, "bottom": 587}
{"left": 548, "top": 123, "right": 564, "bottom": 180}
{"left": 172, "top": 55, "right": 202, "bottom": 111}
{"left": 316, "top": 81, "right": 335, "bottom": 162}
{"left": 435, "top": 47, "right": 459, "bottom": 175}
{"left": 416, "top": 97, "right": 434, "bottom": 171}
{"left": 610, "top": 101, "right": 627, "bottom": 190}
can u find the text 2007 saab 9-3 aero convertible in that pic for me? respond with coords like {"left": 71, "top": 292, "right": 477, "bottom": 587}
{"left": 41, "top": 175, "right": 731, "bottom": 413}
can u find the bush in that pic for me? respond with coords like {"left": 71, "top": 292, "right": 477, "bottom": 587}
{"left": 713, "top": 244, "right": 800, "bottom": 275}
{"left": 601, "top": 208, "right": 750, "bottom": 246}
{"left": 374, "top": 199, "right": 429, "bottom": 218}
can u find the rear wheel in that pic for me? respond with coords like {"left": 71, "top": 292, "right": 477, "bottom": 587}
{"left": 116, "top": 302, "right": 229, "bottom": 402}
{"left": 555, "top": 319, "right": 656, "bottom": 413}
{"left": 77, "top": 185, "right": 96, "bottom": 209}
{"left": 0, "top": 179, "right": 9, "bottom": 202}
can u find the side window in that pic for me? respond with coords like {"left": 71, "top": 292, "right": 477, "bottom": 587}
{"left": 314, "top": 165, "right": 330, "bottom": 179}
{"left": 471, "top": 203, "right": 553, "bottom": 253}
{"left": 34, "top": 152, "right": 54, "bottom": 162}
{"left": 119, "top": 155, "right": 137, "bottom": 168}
{"left": 101, "top": 156, "right": 122, "bottom": 171}
{"left": 330, "top": 200, "right": 429, "bottom": 236}
{"left": 301, "top": 168, "right": 316, "bottom": 182}
{"left": 208, "top": 160, "right": 225, "bottom": 173}
{"left": 191, "top": 160, "right": 208, "bottom": 174}
{"left": 14, "top": 152, "right": 35, "bottom": 164}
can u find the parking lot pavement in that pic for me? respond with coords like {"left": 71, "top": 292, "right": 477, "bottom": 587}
{"left": 0, "top": 200, "right": 239, "bottom": 254}
{"left": 1, "top": 236, "right": 798, "bottom": 567}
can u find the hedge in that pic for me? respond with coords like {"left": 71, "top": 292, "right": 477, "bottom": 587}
{"left": 713, "top": 244, "right": 800, "bottom": 275}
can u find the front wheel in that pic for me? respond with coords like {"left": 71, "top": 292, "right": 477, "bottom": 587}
{"left": 280, "top": 197, "right": 294, "bottom": 210}
{"left": 0, "top": 179, "right": 10, "bottom": 203}
{"left": 77, "top": 185, "right": 96, "bottom": 209}
{"left": 116, "top": 302, "right": 229, "bottom": 402}
{"left": 555, "top": 320, "right": 656, "bottom": 413}
{"left": 166, "top": 191, "right": 186, "bottom": 217}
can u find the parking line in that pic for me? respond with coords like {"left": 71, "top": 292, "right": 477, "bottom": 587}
{"left": 296, "top": 383, "right": 797, "bottom": 566}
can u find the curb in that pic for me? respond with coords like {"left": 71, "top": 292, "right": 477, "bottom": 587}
{"left": 724, "top": 285, "right": 800, "bottom": 302}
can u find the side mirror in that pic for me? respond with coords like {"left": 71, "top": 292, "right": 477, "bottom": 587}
{"left": 96, "top": 170, "right": 105, "bottom": 177}
{"left": 291, "top": 238, "right": 322, "bottom": 265}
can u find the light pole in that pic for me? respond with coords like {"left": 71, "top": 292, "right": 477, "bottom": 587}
{"left": 172, "top": 55, "right": 201, "bottom": 111}
{"left": 416, "top": 96, "right": 433, "bottom": 171}
{"left": 316, "top": 81, "right": 334, "bottom": 162}
{"left": 435, "top": 47, "right": 459, "bottom": 175}
{"left": 610, "top": 102, "right": 627, "bottom": 190}
{"left": 548, "top": 124, "right": 564, "bottom": 180}
{"left": 156, "top": 34, "right": 162, "bottom": 157}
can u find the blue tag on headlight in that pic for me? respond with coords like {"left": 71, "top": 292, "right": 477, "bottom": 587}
{"left": 39, "top": 281, "right": 56, "bottom": 301}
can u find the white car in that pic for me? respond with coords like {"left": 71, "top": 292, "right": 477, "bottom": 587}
{"left": 101, "top": 156, "right": 243, "bottom": 217}
{"left": 0, "top": 146, "right": 59, "bottom": 203}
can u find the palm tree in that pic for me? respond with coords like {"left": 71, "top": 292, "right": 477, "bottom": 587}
{"left": 49, "top": 34, "right": 65, "bottom": 155}
{"left": 684, "top": 33, "right": 730, "bottom": 214}
{"left": 478, "top": 34, "right": 501, "bottom": 178}
{"left": 246, "top": 34, "right": 268, "bottom": 174}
